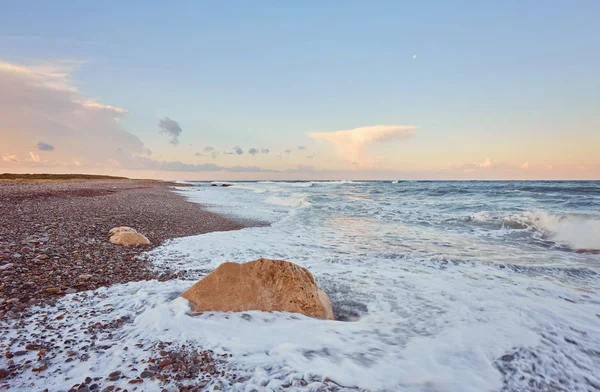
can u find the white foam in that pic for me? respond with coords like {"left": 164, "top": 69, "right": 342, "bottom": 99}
{"left": 514, "top": 211, "right": 600, "bottom": 250}
{"left": 469, "top": 210, "right": 600, "bottom": 250}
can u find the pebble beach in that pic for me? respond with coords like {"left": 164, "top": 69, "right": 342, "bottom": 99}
{"left": 0, "top": 179, "right": 255, "bottom": 391}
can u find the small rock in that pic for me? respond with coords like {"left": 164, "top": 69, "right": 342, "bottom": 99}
{"left": 158, "top": 359, "right": 172, "bottom": 369}
{"left": 45, "top": 287, "right": 61, "bottom": 294}
{"left": 32, "top": 364, "right": 48, "bottom": 372}
{"left": 140, "top": 371, "right": 155, "bottom": 379}
{"left": 107, "top": 371, "right": 121, "bottom": 381}
{"left": 36, "top": 254, "right": 48, "bottom": 260}
{"left": 0, "top": 263, "right": 14, "bottom": 271}
{"left": 64, "top": 288, "right": 77, "bottom": 294}
{"left": 79, "top": 274, "right": 93, "bottom": 281}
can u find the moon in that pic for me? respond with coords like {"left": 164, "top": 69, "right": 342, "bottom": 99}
{"left": 413, "top": 54, "right": 417, "bottom": 59}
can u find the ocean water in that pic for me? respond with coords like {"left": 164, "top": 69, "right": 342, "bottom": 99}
{"left": 3, "top": 181, "right": 600, "bottom": 391}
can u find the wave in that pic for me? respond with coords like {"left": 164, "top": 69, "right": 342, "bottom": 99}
{"left": 509, "top": 185, "right": 600, "bottom": 195}
{"left": 468, "top": 211, "right": 600, "bottom": 250}
{"left": 264, "top": 194, "right": 312, "bottom": 208}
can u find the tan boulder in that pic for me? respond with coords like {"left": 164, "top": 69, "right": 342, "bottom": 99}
{"left": 109, "top": 226, "right": 137, "bottom": 236}
{"left": 181, "top": 258, "right": 334, "bottom": 320}
{"left": 109, "top": 231, "right": 150, "bottom": 246}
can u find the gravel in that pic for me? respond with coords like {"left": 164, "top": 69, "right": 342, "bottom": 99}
{"left": 0, "top": 179, "right": 250, "bottom": 318}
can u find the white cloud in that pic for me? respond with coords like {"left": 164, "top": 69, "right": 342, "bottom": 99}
{"left": 248, "top": 148, "right": 258, "bottom": 156}
{"left": 479, "top": 157, "right": 492, "bottom": 168}
{"left": 73, "top": 99, "right": 128, "bottom": 117}
{"left": 0, "top": 59, "right": 148, "bottom": 169}
{"left": 260, "top": 148, "right": 270, "bottom": 154}
{"left": 0, "top": 59, "right": 283, "bottom": 174}
{"left": 2, "top": 153, "right": 19, "bottom": 162}
{"left": 29, "top": 151, "right": 41, "bottom": 162}
{"left": 308, "top": 125, "right": 416, "bottom": 162}
{"left": 520, "top": 161, "right": 529, "bottom": 170}
{"left": 0, "top": 60, "right": 81, "bottom": 93}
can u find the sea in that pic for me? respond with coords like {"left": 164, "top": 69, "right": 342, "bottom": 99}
{"left": 5, "top": 181, "right": 600, "bottom": 391}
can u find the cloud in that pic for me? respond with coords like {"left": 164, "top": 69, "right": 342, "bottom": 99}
{"left": 306, "top": 153, "right": 316, "bottom": 159}
{"left": 260, "top": 148, "right": 270, "bottom": 154}
{"left": 132, "top": 156, "right": 276, "bottom": 173}
{"left": 2, "top": 153, "right": 19, "bottom": 162}
{"left": 479, "top": 157, "right": 492, "bottom": 168}
{"left": 158, "top": 117, "right": 182, "bottom": 145}
{"left": 0, "top": 59, "right": 284, "bottom": 175}
{"left": 73, "top": 99, "right": 128, "bottom": 117}
{"left": 248, "top": 148, "right": 258, "bottom": 156}
{"left": 521, "top": 161, "right": 529, "bottom": 170}
{"left": 0, "top": 59, "right": 148, "bottom": 169}
{"left": 308, "top": 125, "right": 416, "bottom": 161}
{"left": 199, "top": 146, "right": 220, "bottom": 158}
{"left": 233, "top": 146, "right": 244, "bottom": 155}
{"left": 194, "top": 152, "right": 204, "bottom": 157}
{"left": 37, "top": 141, "right": 55, "bottom": 151}
{"left": 297, "top": 145, "right": 307, "bottom": 150}
{"left": 286, "top": 164, "right": 317, "bottom": 173}
{"left": 29, "top": 151, "right": 41, "bottom": 162}
{"left": 284, "top": 149, "right": 291, "bottom": 154}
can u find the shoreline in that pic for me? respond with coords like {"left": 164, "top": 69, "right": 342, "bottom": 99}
{"left": 0, "top": 179, "right": 255, "bottom": 318}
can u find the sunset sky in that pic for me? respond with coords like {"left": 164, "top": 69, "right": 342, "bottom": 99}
{"left": 1, "top": 1, "right": 599, "bottom": 180}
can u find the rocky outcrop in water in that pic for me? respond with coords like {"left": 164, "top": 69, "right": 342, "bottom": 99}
{"left": 181, "top": 258, "right": 334, "bottom": 320}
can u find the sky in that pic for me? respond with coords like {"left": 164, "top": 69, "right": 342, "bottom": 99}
{"left": 1, "top": 1, "right": 599, "bottom": 180}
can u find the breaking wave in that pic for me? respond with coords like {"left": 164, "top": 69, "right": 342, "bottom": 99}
{"left": 469, "top": 211, "right": 600, "bottom": 250}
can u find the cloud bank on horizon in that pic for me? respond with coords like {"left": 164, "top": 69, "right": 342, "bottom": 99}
{"left": 0, "top": 60, "right": 278, "bottom": 175}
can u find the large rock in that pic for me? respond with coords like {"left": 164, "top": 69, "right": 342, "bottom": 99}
{"left": 109, "top": 231, "right": 150, "bottom": 246}
{"left": 181, "top": 258, "right": 334, "bottom": 320}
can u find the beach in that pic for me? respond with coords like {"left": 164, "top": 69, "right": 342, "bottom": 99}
{"left": 0, "top": 179, "right": 247, "bottom": 318}
{"left": 1, "top": 180, "right": 600, "bottom": 392}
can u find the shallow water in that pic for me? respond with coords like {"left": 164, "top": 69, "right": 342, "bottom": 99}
{"left": 3, "top": 181, "right": 600, "bottom": 391}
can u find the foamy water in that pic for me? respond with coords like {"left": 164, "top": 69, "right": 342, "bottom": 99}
{"left": 2, "top": 181, "right": 600, "bottom": 391}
